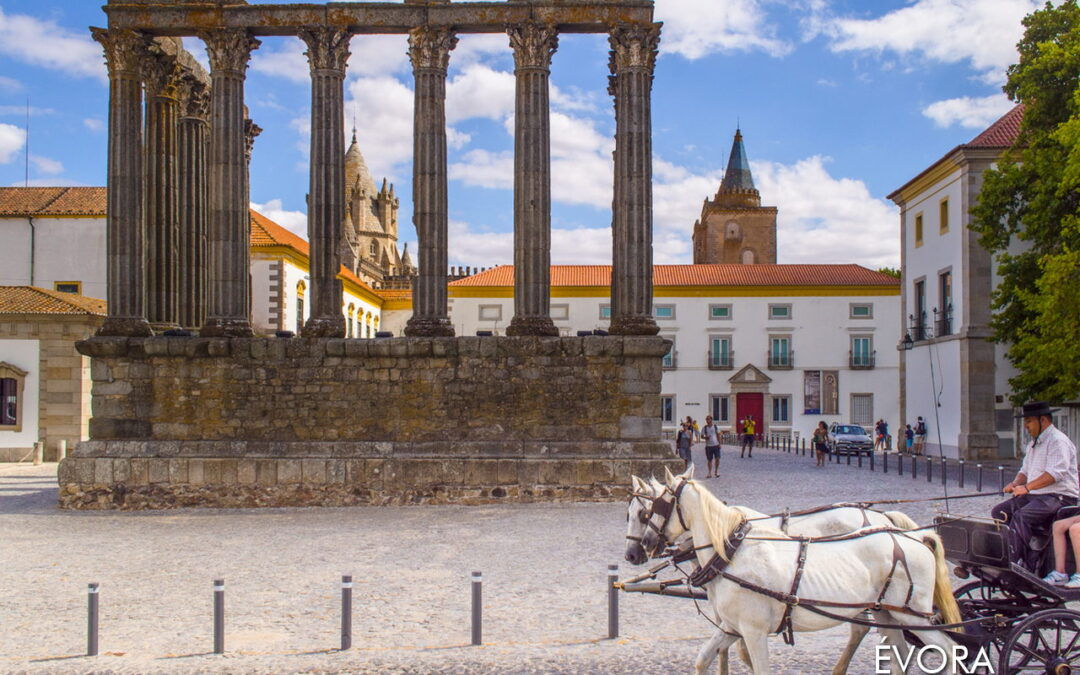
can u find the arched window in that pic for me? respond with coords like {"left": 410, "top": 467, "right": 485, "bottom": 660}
{"left": 347, "top": 304, "right": 356, "bottom": 338}
{"left": 369, "top": 240, "right": 378, "bottom": 258}
{"left": 741, "top": 248, "right": 756, "bottom": 265}
{"left": 296, "top": 280, "right": 307, "bottom": 334}
{"left": 725, "top": 221, "right": 742, "bottom": 241}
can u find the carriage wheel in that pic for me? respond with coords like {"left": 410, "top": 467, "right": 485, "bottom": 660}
{"left": 998, "top": 608, "right": 1080, "bottom": 674}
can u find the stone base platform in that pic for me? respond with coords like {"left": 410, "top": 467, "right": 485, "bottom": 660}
{"left": 61, "top": 335, "right": 677, "bottom": 509}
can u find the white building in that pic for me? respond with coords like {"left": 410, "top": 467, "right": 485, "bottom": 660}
{"left": 448, "top": 264, "right": 901, "bottom": 440}
{"left": 0, "top": 187, "right": 386, "bottom": 339}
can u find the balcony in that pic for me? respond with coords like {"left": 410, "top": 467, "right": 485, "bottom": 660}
{"left": 662, "top": 350, "right": 678, "bottom": 370}
{"left": 767, "top": 350, "right": 794, "bottom": 370}
{"left": 849, "top": 350, "right": 876, "bottom": 369}
{"left": 909, "top": 312, "right": 930, "bottom": 342}
{"left": 707, "top": 350, "right": 734, "bottom": 370}
{"left": 934, "top": 306, "right": 953, "bottom": 337}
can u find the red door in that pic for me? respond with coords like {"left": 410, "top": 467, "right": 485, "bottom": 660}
{"left": 736, "top": 393, "right": 764, "bottom": 438}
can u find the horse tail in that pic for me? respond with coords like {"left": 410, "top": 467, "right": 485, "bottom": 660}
{"left": 922, "top": 532, "right": 962, "bottom": 629}
{"left": 883, "top": 510, "right": 919, "bottom": 531}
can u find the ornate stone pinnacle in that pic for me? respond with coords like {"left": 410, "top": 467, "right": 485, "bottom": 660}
{"left": 507, "top": 21, "right": 558, "bottom": 71}
{"left": 608, "top": 22, "right": 661, "bottom": 74}
{"left": 407, "top": 26, "right": 458, "bottom": 72}
{"left": 91, "top": 28, "right": 149, "bottom": 76}
{"left": 298, "top": 27, "right": 352, "bottom": 74}
{"left": 200, "top": 28, "right": 261, "bottom": 75}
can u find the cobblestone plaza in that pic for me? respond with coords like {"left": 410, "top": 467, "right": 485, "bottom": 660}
{"left": 3, "top": 446, "right": 1002, "bottom": 673}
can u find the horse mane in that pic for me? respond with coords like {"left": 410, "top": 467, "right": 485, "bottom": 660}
{"left": 691, "top": 480, "right": 749, "bottom": 562}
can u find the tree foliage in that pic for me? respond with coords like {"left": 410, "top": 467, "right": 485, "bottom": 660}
{"left": 970, "top": 0, "right": 1080, "bottom": 404}
{"left": 876, "top": 266, "right": 901, "bottom": 279}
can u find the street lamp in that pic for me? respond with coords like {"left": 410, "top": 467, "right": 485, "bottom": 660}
{"left": 900, "top": 333, "right": 914, "bottom": 351}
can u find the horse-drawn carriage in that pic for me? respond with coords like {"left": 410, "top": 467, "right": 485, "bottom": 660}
{"left": 620, "top": 470, "right": 1080, "bottom": 674}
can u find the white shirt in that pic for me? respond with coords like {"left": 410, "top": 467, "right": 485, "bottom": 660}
{"left": 1020, "top": 424, "right": 1079, "bottom": 499}
{"left": 702, "top": 424, "right": 719, "bottom": 447}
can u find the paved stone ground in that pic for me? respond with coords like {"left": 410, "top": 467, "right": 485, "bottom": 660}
{"left": 0, "top": 445, "right": 1004, "bottom": 674}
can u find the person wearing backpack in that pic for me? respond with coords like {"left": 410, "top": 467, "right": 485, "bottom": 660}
{"left": 914, "top": 416, "right": 928, "bottom": 455}
{"left": 701, "top": 415, "right": 721, "bottom": 478}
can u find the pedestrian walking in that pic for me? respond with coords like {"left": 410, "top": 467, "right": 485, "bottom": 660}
{"left": 813, "top": 420, "right": 830, "bottom": 467}
{"left": 914, "top": 416, "right": 928, "bottom": 455}
{"left": 676, "top": 422, "right": 694, "bottom": 471}
{"left": 904, "top": 424, "right": 914, "bottom": 453}
{"left": 702, "top": 415, "right": 721, "bottom": 478}
{"left": 873, "top": 419, "right": 885, "bottom": 452}
{"left": 740, "top": 415, "right": 756, "bottom": 458}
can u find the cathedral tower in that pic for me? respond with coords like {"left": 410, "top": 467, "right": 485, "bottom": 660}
{"left": 692, "top": 129, "right": 777, "bottom": 264}
{"left": 341, "top": 130, "right": 401, "bottom": 285}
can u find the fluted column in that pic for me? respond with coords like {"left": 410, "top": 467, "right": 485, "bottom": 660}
{"left": 299, "top": 27, "right": 351, "bottom": 338}
{"left": 506, "top": 22, "right": 558, "bottom": 337}
{"left": 608, "top": 23, "right": 661, "bottom": 336}
{"left": 142, "top": 42, "right": 183, "bottom": 332}
{"left": 404, "top": 26, "right": 457, "bottom": 337}
{"left": 177, "top": 75, "right": 210, "bottom": 329}
{"left": 91, "top": 28, "right": 152, "bottom": 337}
{"left": 199, "top": 28, "right": 259, "bottom": 337}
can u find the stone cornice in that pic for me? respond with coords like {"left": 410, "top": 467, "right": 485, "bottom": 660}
{"left": 298, "top": 26, "right": 352, "bottom": 74}
{"left": 508, "top": 21, "right": 558, "bottom": 71}
{"left": 407, "top": 26, "right": 458, "bottom": 72}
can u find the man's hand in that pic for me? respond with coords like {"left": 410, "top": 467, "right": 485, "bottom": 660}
{"left": 1012, "top": 484, "right": 1029, "bottom": 497}
{"left": 1004, "top": 482, "right": 1015, "bottom": 494}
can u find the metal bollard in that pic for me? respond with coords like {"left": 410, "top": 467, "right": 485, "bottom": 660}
{"left": 977, "top": 464, "right": 983, "bottom": 492}
{"left": 87, "top": 583, "right": 99, "bottom": 657}
{"left": 942, "top": 458, "right": 948, "bottom": 486}
{"left": 857, "top": 453, "right": 863, "bottom": 469}
{"left": 912, "top": 455, "right": 918, "bottom": 480}
{"left": 898, "top": 453, "right": 903, "bottom": 476}
{"left": 884, "top": 451, "right": 888, "bottom": 474}
{"left": 959, "top": 460, "right": 965, "bottom": 489}
{"left": 927, "top": 457, "right": 933, "bottom": 483}
{"left": 213, "top": 579, "right": 225, "bottom": 654}
{"left": 846, "top": 452, "right": 851, "bottom": 466}
{"left": 607, "top": 564, "right": 619, "bottom": 639}
{"left": 471, "top": 571, "right": 482, "bottom": 646}
{"left": 870, "top": 451, "right": 875, "bottom": 472}
{"left": 341, "top": 575, "right": 352, "bottom": 650}
{"left": 999, "top": 466, "right": 1005, "bottom": 492}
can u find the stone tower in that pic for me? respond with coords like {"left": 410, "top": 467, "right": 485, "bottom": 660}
{"left": 692, "top": 129, "right": 777, "bottom": 264}
{"left": 341, "top": 130, "right": 402, "bottom": 285}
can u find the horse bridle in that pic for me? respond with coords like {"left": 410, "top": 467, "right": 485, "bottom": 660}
{"left": 632, "top": 479, "right": 691, "bottom": 553}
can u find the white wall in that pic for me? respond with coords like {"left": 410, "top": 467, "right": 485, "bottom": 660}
{"left": 0, "top": 339, "right": 40, "bottom": 451}
{"left": 251, "top": 257, "right": 278, "bottom": 334}
{"left": 0, "top": 215, "right": 107, "bottom": 298}
{"left": 903, "top": 337, "right": 961, "bottom": 457}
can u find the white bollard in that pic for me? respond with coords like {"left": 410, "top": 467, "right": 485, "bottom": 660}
{"left": 58, "top": 439, "right": 68, "bottom": 461}
{"left": 33, "top": 441, "right": 43, "bottom": 465}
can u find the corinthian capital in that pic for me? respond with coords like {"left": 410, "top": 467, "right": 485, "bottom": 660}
{"left": 507, "top": 21, "right": 558, "bottom": 71}
{"left": 200, "top": 28, "right": 261, "bottom": 76}
{"left": 91, "top": 28, "right": 149, "bottom": 77}
{"left": 298, "top": 27, "right": 352, "bottom": 74}
{"left": 608, "top": 22, "right": 661, "bottom": 74}
{"left": 244, "top": 118, "right": 262, "bottom": 162}
{"left": 142, "top": 44, "right": 184, "bottom": 99}
{"left": 407, "top": 26, "right": 458, "bottom": 72}
{"left": 178, "top": 74, "right": 210, "bottom": 120}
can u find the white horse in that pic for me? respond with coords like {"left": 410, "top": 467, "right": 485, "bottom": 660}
{"left": 639, "top": 467, "right": 961, "bottom": 675}
{"left": 624, "top": 474, "right": 919, "bottom": 675}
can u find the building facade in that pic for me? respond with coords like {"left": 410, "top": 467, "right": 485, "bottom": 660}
{"left": 447, "top": 264, "right": 900, "bottom": 440}
{"left": 887, "top": 105, "right": 1073, "bottom": 459}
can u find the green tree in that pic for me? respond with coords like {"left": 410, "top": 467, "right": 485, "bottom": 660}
{"left": 876, "top": 266, "right": 900, "bottom": 279}
{"left": 971, "top": 0, "right": 1080, "bottom": 404}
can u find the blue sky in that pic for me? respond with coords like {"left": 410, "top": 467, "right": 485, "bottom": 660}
{"left": 0, "top": 0, "right": 1037, "bottom": 269}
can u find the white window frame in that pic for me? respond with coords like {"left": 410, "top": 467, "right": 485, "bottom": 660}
{"left": 768, "top": 303, "right": 792, "bottom": 320}
{"left": 660, "top": 395, "right": 675, "bottom": 423}
{"left": 708, "top": 304, "right": 732, "bottom": 320}
{"left": 849, "top": 303, "right": 873, "bottom": 319}
{"left": 662, "top": 335, "right": 676, "bottom": 369}
{"left": 850, "top": 393, "right": 874, "bottom": 426}
{"left": 709, "top": 336, "right": 732, "bottom": 367}
{"left": 478, "top": 304, "right": 503, "bottom": 322}
{"left": 772, "top": 395, "right": 791, "bottom": 424}
{"left": 550, "top": 304, "right": 570, "bottom": 321}
{"left": 599, "top": 304, "right": 611, "bottom": 320}
{"left": 709, "top": 394, "right": 730, "bottom": 424}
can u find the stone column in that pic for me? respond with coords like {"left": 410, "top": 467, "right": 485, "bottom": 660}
{"left": 299, "top": 27, "right": 351, "bottom": 338}
{"left": 608, "top": 23, "right": 661, "bottom": 336}
{"left": 404, "top": 26, "right": 457, "bottom": 337}
{"left": 91, "top": 28, "right": 152, "bottom": 337}
{"left": 142, "top": 42, "right": 183, "bottom": 332}
{"left": 199, "top": 29, "right": 260, "bottom": 338}
{"left": 177, "top": 75, "right": 210, "bottom": 330}
{"left": 506, "top": 22, "right": 559, "bottom": 337}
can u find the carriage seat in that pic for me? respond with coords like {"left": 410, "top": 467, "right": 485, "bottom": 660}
{"left": 1027, "top": 505, "right": 1080, "bottom": 560}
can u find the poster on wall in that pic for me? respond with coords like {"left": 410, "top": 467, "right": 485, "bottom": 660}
{"left": 804, "top": 370, "right": 821, "bottom": 414}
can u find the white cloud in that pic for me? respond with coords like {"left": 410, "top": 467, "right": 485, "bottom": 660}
{"left": 447, "top": 64, "right": 515, "bottom": 124}
{"left": 448, "top": 149, "right": 512, "bottom": 190}
{"left": 447, "top": 220, "right": 617, "bottom": 267}
{"left": 0, "top": 75, "right": 21, "bottom": 91}
{"left": 251, "top": 198, "right": 308, "bottom": 241}
{"left": 250, "top": 37, "right": 308, "bottom": 83}
{"left": 753, "top": 156, "right": 899, "bottom": 268}
{"left": 8, "top": 178, "right": 86, "bottom": 188}
{"left": 251, "top": 34, "right": 409, "bottom": 83}
{"left": 922, "top": 93, "right": 1015, "bottom": 129}
{"left": 344, "top": 75, "right": 414, "bottom": 181}
{"left": 0, "top": 105, "right": 53, "bottom": 116}
{"left": 655, "top": 0, "right": 790, "bottom": 60}
{"left": 29, "top": 155, "right": 63, "bottom": 175}
{"left": 0, "top": 123, "right": 26, "bottom": 163}
{"left": 0, "top": 8, "right": 105, "bottom": 81}
{"left": 821, "top": 0, "right": 1039, "bottom": 85}
{"left": 83, "top": 118, "right": 104, "bottom": 133}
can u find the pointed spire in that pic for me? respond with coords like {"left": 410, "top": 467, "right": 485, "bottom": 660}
{"left": 720, "top": 128, "right": 755, "bottom": 192}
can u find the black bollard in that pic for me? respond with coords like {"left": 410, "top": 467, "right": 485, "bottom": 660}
{"left": 471, "top": 571, "right": 482, "bottom": 646}
{"left": 884, "top": 451, "right": 889, "bottom": 474}
{"left": 959, "top": 460, "right": 965, "bottom": 489}
{"left": 977, "top": 464, "right": 983, "bottom": 492}
{"left": 999, "top": 466, "right": 1006, "bottom": 492}
{"left": 608, "top": 564, "right": 619, "bottom": 639}
{"left": 846, "top": 452, "right": 851, "bottom": 466}
{"left": 870, "top": 451, "right": 875, "bottom": 472}
{"left": 87, "top": 583, "right": 99, "bottom": 657}
{"left": 341, "top": 575, "right": 353, "bottom": 650}
{"left": 898, "top": 453, "right": 903, "bottom": 476}
{"left": 942, "top": 458, "right": 948, "bottom": 486}
{"left": 213, "top": 579, "right": 225, "bottom": 654}
{"left": 912, "top": 455, "right": 918, "bottom": 480}
{"left": 927, "top": 457, "right": 933, "bottom": 483}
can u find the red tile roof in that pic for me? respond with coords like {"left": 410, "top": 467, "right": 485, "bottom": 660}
{"left": 450, "top": 264, "right": 899, "bottom": 287}
{"left": 0, "top": 187, "right": 107, "bottom": 216}
{"left": 966, "top": 104, "right": 1024, "bottom": 148}
{"left": 0, "top": 286, "right": 107, "bottom": 315}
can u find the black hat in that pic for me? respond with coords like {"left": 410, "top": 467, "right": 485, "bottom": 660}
{"left": 1015, "top": 401, "right": 1060, "bottom": 418}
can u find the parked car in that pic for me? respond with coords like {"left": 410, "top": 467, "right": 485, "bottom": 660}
{"left": 829, "top": 423, "right": 874, "bottom": 456}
